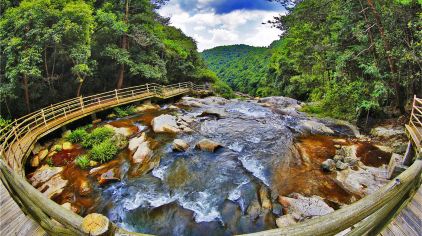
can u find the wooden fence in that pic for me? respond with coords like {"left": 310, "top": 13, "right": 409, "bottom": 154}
{"left": 0, "top": 89, "right": 421, "bottom": 236}
{"left": 406, "top": 95, "right": 422, "bottom": 154}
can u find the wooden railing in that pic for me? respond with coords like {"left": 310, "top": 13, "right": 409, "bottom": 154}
{"left": 406, "top": 95, "right": 422, "bottom": 153}
{"left": 0, "top": 89, "right": 421, "bottom": 236}
{"left": 0, "top": 82, "right": 207, "bottom": 173}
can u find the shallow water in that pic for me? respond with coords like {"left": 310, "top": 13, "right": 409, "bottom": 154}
{"left": 27, "top": 97, "right": 391, "bottom": 236}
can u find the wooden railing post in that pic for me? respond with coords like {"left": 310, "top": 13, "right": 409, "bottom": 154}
{"left": 147, "top": 84, "right": 150, "bottom": 93}
{"left": 410, "top": 95, "right": 416, "bottom": 125}
{"left": 41, "top": 109, "right": 47, "bottom": 125}
{"left": 79, "top": 96, "right": 85, "bottom": 113}
{"left": 11, "top": 126, "right": 24, "bottom": 158}
{"left": 115, "top": 89, "right": 119, "bottom": 103}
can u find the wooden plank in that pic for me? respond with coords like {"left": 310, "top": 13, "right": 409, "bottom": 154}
{"left": 393, "top": 214, "right": 419, "bottom": 236}
{"left": 408, "top": 199, "right": 422, "bottom": 216}
{"left": 400, "top": 209, "right": 421, "bottom": 234}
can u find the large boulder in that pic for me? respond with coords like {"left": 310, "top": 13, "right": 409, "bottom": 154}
{"left": 151, "top": 115, "right": 180, "bottom": 133}
{"left": 98, "top": 168, "right": 120, "bottom": 185}
{"left": 201, "top": 96, "right": 228, "bottom": 106}
{"left": 128, "top": 133, "right": 146, "bottom": 151}
{"left": 38, "top": 149, "right": 49, "bottom": 162}
{"left": 299, "top": 120, "right": 334, "bottom": 135}
{"left": 278, "top": 193, "right": 334, "bottom": 220}
{"left": 259, "top": 96, "right": 301, "bottom": 109}
{"left": 276, "top": 214, "right": 297, "bottom": 228}
{"left": 199, "top": 108, "right": 227, "bottom": 119}
{"left": 37, "top": 174, "right": 68, "bottom": 199}
{"left": 321, "top": 159, "right": 336, "bottom": 172}
{"left": 135, "top": 104, "right": 160, "bottom": 112}
{"left": 335, "top": 167, "right": 384, "bottom": 196}
{"left": 30, "top": 156, "right": 40, "bottom": 168}
{"left": 28, "top": 165, "right": 64, "bottom": 187}
{"left": 246, "top": 200, "right": 262, "bottom": 220}
{"left": 104, "top": 124, "right": 135, "bottom": 137}
{"left": 259, "top": 186, "right": 272, "bottom": 210}
{"left": 172, "top": 139, "right": 190, "bottom": 152}
{"left": 132, "top": 142, "right": 153, "bottom": 164}
{"left": 370, "top": 125, "right": 405, "bottom": 139}
{"left": 195, "top": 139, "right": 223, "bottom": 152}
{"left": 62, "top": 142, "right": 74, "bottom": 150}
{"left": 178, "top": 97, "right": 204, "bottom": 107}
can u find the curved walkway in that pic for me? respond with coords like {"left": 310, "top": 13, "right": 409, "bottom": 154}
{"left": 0, "top": 83, "right": 205, "bottom": 236}
{"left": 0, "top": 181, "right": 45, "bottom": 236}
{"left": 380, "top": 183, "right": 422, "bottom": 236}
{"left": 0, "top": 89, "right": 421, "bottom": 236}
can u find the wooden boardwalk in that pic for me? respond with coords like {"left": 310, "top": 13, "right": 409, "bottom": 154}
{"left": 380, "top": 183, "right": 422, "bottom": 236}
{"left": 0, "top": 84, "right": 198, "bottom": 236}
{"left": 0, "top": 89, "right": 420, "bottom": 236}
{"left": 0, "top": 181, "right": 46, "bottom": 236}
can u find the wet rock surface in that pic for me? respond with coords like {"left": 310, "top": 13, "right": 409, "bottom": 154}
{"left": 26, "top": 95, "right": 393, "bottom": 236}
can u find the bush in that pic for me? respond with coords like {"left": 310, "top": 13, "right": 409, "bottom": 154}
{"left": 0, "top": 116, "right": 11, "bottom": 136}
{"left": 90, "top": 139, "right": 118, "bottom": 163}
{"left": 75, "top": 154, "right": 90, "bottom": 169}
{"left": 82, "top": 127, "right": 115, "bottom": 148}
{"left": 212, "top": 78, "right": 235, "bottom": 99}
{"left": 113, "top": 106, "right": 137, "bottom": 118}
{"left": 45, "top": 157, "right": 53, "bottom": 167}
{"left": 66, "top": 128, "right": 89, "bottom": 143}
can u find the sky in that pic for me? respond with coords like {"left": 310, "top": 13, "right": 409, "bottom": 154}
{"left": 158, "top": 0, "right": 285, "bottom": 51}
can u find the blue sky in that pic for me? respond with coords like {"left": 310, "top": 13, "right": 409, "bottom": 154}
{"left": 158, "top": 0, "right": 285, "bottom": 51}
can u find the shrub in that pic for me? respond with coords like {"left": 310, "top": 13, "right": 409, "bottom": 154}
{"left": 212, "top": 78, "right": 235, "bottom": 99}
{"left": 66, "top": 128, "right": 88, "bottom": 143}
{"left": 113, "top": 106, "right": 137, "bottom": 118}
{"left": 45, "top": 157, "right": 53, "bottom": 167}
{"left": 90, "top": 139, "right": 118, "bottom": 163}
{"left": 82, "top": 127, "right": 115, "bottom": 148}
{"left": 75, "top": 154, "right": 90, "bottom": 169}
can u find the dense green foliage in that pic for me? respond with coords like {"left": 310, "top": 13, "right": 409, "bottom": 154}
{"left": 0, "top": 0, "right": 228, "bottom": 117}
{"left": 81, "top": 127, "right": 115, "bottom": 148}
{"left": 67, "top": 125, "right": 124, "bottom": 168}
{"left": 0, "top": 116, "right": 11, "bottom": 135}
{"left": 90, "top": 139, "right": 119, "bottom": 163}
{"left": 75, "top": 154, "right": 90, "bottom": 169}
{"left": 204, "top": 0, "right": 422, "bottom": 120}
{"left": 113, "top": 105, "right": 137, "bottom": 118}
{"left": 65, "top": 128, "right": 89, "bottom": 143}
{"left": 202, "top": 45, "right": 272, "bottom": 96}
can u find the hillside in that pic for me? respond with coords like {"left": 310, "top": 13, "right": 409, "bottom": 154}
{"left": 201, "top": 44, "right": 273, "bottom": 96}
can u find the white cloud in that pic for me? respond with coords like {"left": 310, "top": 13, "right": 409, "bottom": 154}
{"left": 158, "top": 2, "right": 283, "bottom": 51}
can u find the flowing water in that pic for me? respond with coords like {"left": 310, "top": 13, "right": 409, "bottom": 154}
{"left": 27, "top": 97, "right": 391, "bottom": 236}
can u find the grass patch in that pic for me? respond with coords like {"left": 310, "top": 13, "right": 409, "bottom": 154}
{"left": 113, "top": 105, "right": 137, "bottom": 118}
{"left": 75, "top": 154, "right": 90, "bottom": 169}
{"left": 65, "top": 128, "right": 89, "bottom": 143}
{"left": 82, "top": 127, "right": 115, "bottom": 148}
{"left": 90, "top": 139, "right": 119, "bottom": 163}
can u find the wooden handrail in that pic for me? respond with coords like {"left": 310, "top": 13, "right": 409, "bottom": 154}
{"left": 0, "top": 82, "right": 208, "bottom": 234}
{"left": 1, "top": 86, "right": 419, "bottom": 236}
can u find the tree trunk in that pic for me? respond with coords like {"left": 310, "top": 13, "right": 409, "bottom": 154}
{"left": 366, "top": 0, "right": 403, "bottom": 112}
{"left": 23, "top": 74, "right": 30, "bottom": 113}
{"left": 116, "top": 0, "right": 129, "bottom": 89}
{"left": 76, "top": 80, "right": 83, "bottom": 97}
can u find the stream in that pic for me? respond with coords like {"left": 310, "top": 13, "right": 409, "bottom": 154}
{"left": 26, "top": 96, "right": 391, "bottom": 236}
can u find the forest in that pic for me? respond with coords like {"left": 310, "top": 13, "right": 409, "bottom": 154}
{"left": 203, "top": 0, "right": 422, "bottom": 121}
{"left": 202, "top": 44, "right": 272, "bottom": 96}
{"left": 0, "top": 0, "right": 231, "bottom": 123}
{"left": 1, "top": 0, "right": 421, "bottom": 125}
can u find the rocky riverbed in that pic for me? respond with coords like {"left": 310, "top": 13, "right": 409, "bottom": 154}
{"left": 25, "top": 95, "right": 407, "bottom": 236}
